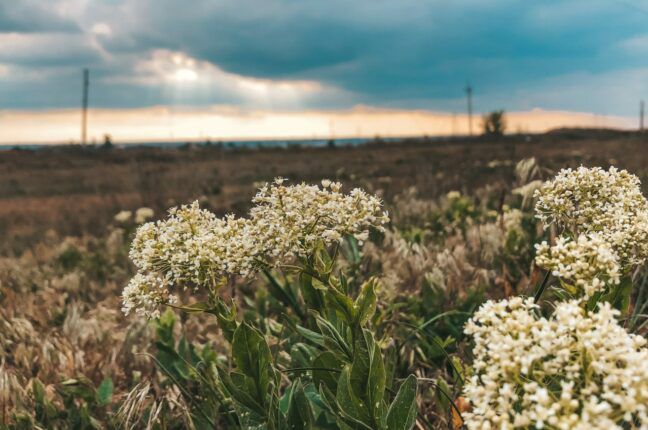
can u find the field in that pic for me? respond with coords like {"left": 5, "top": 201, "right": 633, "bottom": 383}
{"left": 1, "top": 130, "right": 647, "bottom": 429}
{"left": 3, "top": 130, "right": 648, "bottom": 255}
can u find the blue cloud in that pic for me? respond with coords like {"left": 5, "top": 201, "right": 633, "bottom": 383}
{"left": 0, "top": 0, "right": 647, "bottom": 115}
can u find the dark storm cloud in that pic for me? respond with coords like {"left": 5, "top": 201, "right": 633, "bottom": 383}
{"left": 114, "top": 1, "right": 646, "bottom": 95}
{"left": 0, "top": 2, "right": 79, "bottom": 33}
{"left": 1, "top": 0, "right": 647, "bottom": 114}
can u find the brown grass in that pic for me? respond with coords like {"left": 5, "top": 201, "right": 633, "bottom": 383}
{"left": 2, "top": 131, "right": 647, "bottom": 254}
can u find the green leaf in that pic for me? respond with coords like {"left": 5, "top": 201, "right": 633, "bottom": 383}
{"left": 156, "top": 309, "right": 176, "bottom": 346}
{"left": 290, "top": 343, "right": 315, "bottom": 369}
{"left": 33, "top": 378, "right": 46, "bottom": 406}
{"left": 314, "top": 242, "right": 334, "bottom": 274}
{"left": 312, "top": 351, "right": 344, "bottom": 392}
{"left": 96, "top": 378, "right": 113, "bottom": 406}
{"left": 383, "top": 344, "right": 397, "bottom": 393}
{"left": 611, "top": 276, "right": 633, "bottom": 313}
{"left": 354, "top": 279, "right": 377, "bottom": 326}
{"left": 327, "top": 286, "right": 356, "bottom": 324}
{"left": 232, "top": 322, "right": 266, "bottom": 379}
{"left": 336, "top": 367, "right": 371, "bottom": 425}
{"left": 210, "top": 297, "right": 238, "bottom": 343}
{"left": 385, "top": 375, "right": 418, "bottom": 430}
{"left": 231, "top": 321, "right": 275, "bottom": 414}
{"left": 296, "top": 324, "right": 326, "bottom": 347}
{"left": 263, "top": 269, "right": 305, "bottom": 319}
{"left": 315, "top": 316, "right": 353, "bottom": 361}
{"left": 366, "top": 334, "right": 386, "bottom": 422}
{"left": 218, "top": 368, "right": 265, "bottom": 415}
{"left": 285, "top": 379, "right": 314, "bottom": 430}
{"left": 344, "top": 235, "right": 362, "bottom": 266}
{"left": 300, "top": 273, "right": 325, "bottom": 311}
{"left": 312, "top": 278, "right": 329, "bottom": 291}
{"left": 349, "top": 330, "right": 385, "bottom": 425}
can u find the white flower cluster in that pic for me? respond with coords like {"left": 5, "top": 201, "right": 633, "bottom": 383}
{"left": 135, "top": 207, "right": 154, "bottom": 224}
{"left": 464, "top": 297, "right": 648, "bottom": 430}
{"left": 535, "top": 234, "right": 621, "bottom": 298}
{"left": 114, "top": 207, "right": 155, "bottom": 224}
{"left": 534, "top": 166, "right": 648, "bottom": 265}
{"left": 121, "top": 273, "right": 178, "bottom": 318}
{"left": 129, "top": 201, "right": 257, "bottom": 286}
{"left": 123, "top": 179, "right": 388, "bottom": 318}
{"left": 501, "top": 208, "right": 524, "bottom": 236}
{"left": 114, "top": 210, "right": 132, "bottom": 223}
{"left": 250, "top": 178, "right": 389, "bottom": 261}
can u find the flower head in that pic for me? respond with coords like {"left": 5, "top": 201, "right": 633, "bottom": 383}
{"left": 534, "top": 166, "right": 648, "bottom": 265}
{"left": 114, "top": 210, "right": 132, "bottom": 223}
{"left": 464, "top": 297, "right": 648, "bottom": 430}
{"left": 129, "top": 202, "right": 257, "bottom": 286}
{"left": 121, "top": 273, "right": 177, "bottom": 319}
{"left": 249, "top": 180, "right": 389, "bottom": 263}
{"left": 135, "top": 207, "right": 154, "bottom": 224}
{"left": 535, "top": 234, "right": 621, "bottom": 298}
{"left": 123, "top": 180, "right": 389, "bottom": 318}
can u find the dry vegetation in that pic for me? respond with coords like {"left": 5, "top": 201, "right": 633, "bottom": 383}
{"left": 2, "top": 130, "right": 647, "bottom": 255}
{"left": 0, "top": 130, "right": 647, "bottom": 429}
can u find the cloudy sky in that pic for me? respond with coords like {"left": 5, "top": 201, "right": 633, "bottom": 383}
{"left": 1, "top": 0, "right": 647, "bottom": 143}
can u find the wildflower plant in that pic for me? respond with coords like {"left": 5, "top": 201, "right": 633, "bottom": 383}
{"left": 534, "top": 234, "right": 621, "bottom": 299}
{"left": 534, "top": 166, "right": 648, "bottom": 306}
{"left": 464, "top": 297, "right": 648, "bottom": 430}
{"left": 122, "top": 179, "right": 418, "bottom": 429}
{"left": 464, "top": 166, "right": 648, "bottom": 429}
{"left": 535, "top": 166, "right": 648, "bottom": 267}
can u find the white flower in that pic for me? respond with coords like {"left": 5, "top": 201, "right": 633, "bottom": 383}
{"left": 501, "top": 208, "right": 524, "bottom": 236}
{"left": 114, "top": 210, "right": 132, "bottom": 223}
{"left": 249, "top": 180, "right": 389, "bottom": 264}
{"left": 446, "top": 190, "right": 461, "bottom": 200}
{"left": 123, "top": 179, "right": 389, "bottom": 317}
{"left": 535, "top": 234, "right": 621, "bottom": 298}
{"left": 129, "top": 202, "right": 257, "bottom": 286}
{"left": 135, "top": 207, "right": 154, "bottom": 224}
{"left": 534, "top": 166, "right": 648, "bottom": 266}
{"left": 464, "top": 297, "right": 648, "bottom": 430}
{"left": 121, "top": 273, "right": 177, "bottom": 319}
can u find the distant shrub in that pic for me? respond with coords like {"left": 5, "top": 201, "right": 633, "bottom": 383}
{"left": 482, "top": 110, "right": 506, "bottom": 136}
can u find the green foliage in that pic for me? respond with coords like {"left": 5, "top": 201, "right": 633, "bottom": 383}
{"left": 152, "top": 310, "right": 235, "bottom": 429}
{"left": 57, "top": 246, "right": 83, "bottom": 271}
{"left": 6, "top": 163, "right": 584, "bottom": 429}
{"left": 144, "top": 238, "right": 422, "bottom": 430}
{"left": 12, "top": 376, "right": 115, "bottom": 430}
{"left": 386, "top": 375, "right": 418, "bottom": 430}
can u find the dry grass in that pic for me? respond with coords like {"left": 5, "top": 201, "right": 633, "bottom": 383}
{"left": 0, "top": 129, "right": 647, "bottom": 427}
{"left": 2, "top": 131, "right": 647, "bottom": 254}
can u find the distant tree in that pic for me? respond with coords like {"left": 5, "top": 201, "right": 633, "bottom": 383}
{"left": 482, "top": 110, "right": 507, "bottom": 136}
{"left": 102, "top": 134, "right": 113, "bottom": 149}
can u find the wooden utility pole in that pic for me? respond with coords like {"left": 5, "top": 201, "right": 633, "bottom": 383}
{"left": 640, "top": 100, "right": 645, "bottom": 133}
{"left": 465, "top": 82, "right": 473, "bottom": 136}
{"left": 81, "top": 68, "right": 89, "bottom": 145}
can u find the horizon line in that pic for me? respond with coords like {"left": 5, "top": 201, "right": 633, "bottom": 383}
{"left": 0, "top": 105, "right": 637, "bottom": 145}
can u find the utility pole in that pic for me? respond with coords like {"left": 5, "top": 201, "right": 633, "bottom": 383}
{"left": 465, "top": 82, "right": 473, "bottom": 136}
{"left": 640, "top": 100, "right": 645, "bottom": 133}
{"left": 81, "top": 68, "right": 89, "bottom": 145}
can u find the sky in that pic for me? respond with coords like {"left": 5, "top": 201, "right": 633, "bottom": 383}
{"left": 0, "top": 0, "right": 647, "bottom": 143}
